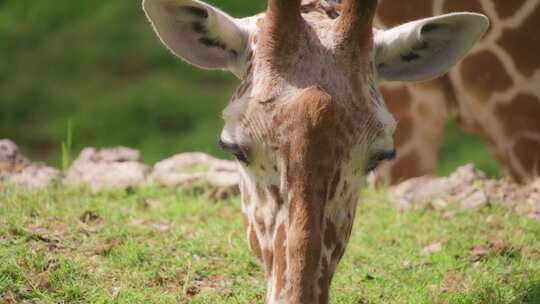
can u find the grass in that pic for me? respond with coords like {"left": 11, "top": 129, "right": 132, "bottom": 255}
{"left": 438, "top": 121, "right": 499, "bottom": 178}
{"left": 1, "top": 185, "right": 539, "bottom": 303}
{"left": 61, "top": 119, "right": 73, "bottom": 171}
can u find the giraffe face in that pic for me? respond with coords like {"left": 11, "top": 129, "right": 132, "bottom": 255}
{"left": 215, "top": 14, "right": 399, "bottom": 298}
{"left": 143, "top": 0, "right": 488, "bottom": 302}
{"left": 219, "top": 13, "right": 397, "bottom": 188}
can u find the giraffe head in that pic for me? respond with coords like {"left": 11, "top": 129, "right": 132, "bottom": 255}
{"left": 143, "top": 0, "right": 488, "bottom": 302}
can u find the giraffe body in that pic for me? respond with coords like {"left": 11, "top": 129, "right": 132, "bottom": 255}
{"left": 375, "top": 0, "right": 540, "bottom": 183}
{"left": 143, "top": 0, "right": 486, "bottom": 302}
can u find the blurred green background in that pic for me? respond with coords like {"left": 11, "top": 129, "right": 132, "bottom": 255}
{"left": 0, "top": 0, "right": 499, "bottom": 177}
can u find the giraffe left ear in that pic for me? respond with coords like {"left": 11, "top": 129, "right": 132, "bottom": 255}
{"left": 374, "top": 13, "right": 489, "bottom": 82}
{"left": 143, "top": 0, "right": 253, "bottom": 77}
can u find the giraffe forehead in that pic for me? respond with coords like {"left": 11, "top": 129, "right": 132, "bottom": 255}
{"left": 222, "top": 74, "right": 390, "bottom": 151}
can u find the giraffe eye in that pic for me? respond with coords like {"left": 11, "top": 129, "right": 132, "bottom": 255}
{"left": 218, "top": 139, "right": 249, "bottom": 164}
{"left": 366, "top": 149, "right": 397, "bottom": 172}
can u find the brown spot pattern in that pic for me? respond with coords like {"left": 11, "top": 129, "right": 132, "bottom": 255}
{"left": 242, "top": 184, "right": 251, "bottom": 207}
{"left": 442, "top": 0, "right": 483, "bottom": 14}
{"left": 318, "top": 258, "right": 330, "bottom": 304}
{"left": 381, "top": 85, "right": 412, "bottom": 118}
{"left": 242, "top": 213, "right": 249, "bottom": 227}
{"left": 327, "top": 169, "right": 341, "bottom": 201}
{"left": 269, "top": 185, "right": 284, "bottom": 206}
{"left": 394, "top": 116, "right": 414, "bottom": 147}
{"left": 495, "top": 94, "right": 540, "bottom": 136}
{"left": 249, "top": 228, "right": 263, "bottom": 262}
{"left": 460, "top": 50, "right": 513, "bottom": 101}
{"left": 377, "top": 0, "right": 433, "bottom": 28}
{"left": 331, "top": 241, "right": 345, "bottom": 263}
{"left": 324, "top": 220, "right": 337, "bottom": 249}
{"left": 274, "top": 224, "right": 287, "bottom": 299}
{"left": 514, "top": 137, "right": 540, "bottom": 174}
{"left": 264, "top": 249, "right": 274, "bottom": 277}
{"left": 492, "top": 0, "right": 528, "bottom": 19}
{"left": 416, "top": 103, "right": 434, "bottom": 120}
{"left": 390, "top": 151, "right": 422, "bottom": 183}
{"left": 498, "top": 6, "right": 540, "bottom": 78}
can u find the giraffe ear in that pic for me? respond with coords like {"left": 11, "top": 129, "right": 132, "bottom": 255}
{"left": 143, "top": 0, "right": 252, "bottom": 77}
{"left": 374, "top": 13, "right": 489, "bottom": 82}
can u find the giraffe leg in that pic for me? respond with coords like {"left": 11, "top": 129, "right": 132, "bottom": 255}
{"left": 377, "top": 80, "right": 451, "bottom": 183}
{"left": 457, "top": 93, "right": 540, "bottom": 183}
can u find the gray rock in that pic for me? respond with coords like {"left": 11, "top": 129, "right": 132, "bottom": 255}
{"left": 459, "top": 190, "right": 489, "bottom": 211}
{"left": 390, "top": 164, "right": 490, "bottom": 211}
{"left": 77, "top": 147, "right": 141, "bottom": 163}
{"left": 390, "top": 176, "right": 452, "bottom": 210}
{"left": 448, "top": 164, "right": 487, "bottom": 185}
{"left": 150, "top": 152, "right": 239, "bottom": 199}
{"left": 64, "top": 147, "right": 149, "bottom": 192}
{"left": 0, "top": 139, "right": 61, "bottom": 189}
{"left": 0, "top": 139, "right": 30, "bottom": 173}
{"left": 8, "top": 164, "right": 62, "bottom": 189}
{"left": 389, "top": 164, "right": 540, "bottom": 219}
{"left": 150, "top": 153, "right": 216, "bottom": 187}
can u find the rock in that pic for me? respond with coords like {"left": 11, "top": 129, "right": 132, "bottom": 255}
{"left": 459, "top": 190, "right": 488, "bottom": 211}
{"left": 0, "top": 139, "right": 30, "bottom": 173}
{"left": 8, "top": 164, "right": 61, "bottom": 189}
{"left": 389, "top": 164, "right": 493, "bottom": 211}
{"left": 448, "top": 164, "right": 487, "bottom": 185}
{"left": 431, "top": 198, "right": 449, "bottom": 210}
{"left": 150, "top": 152, "right": 239, "bottom": 199}
{"left": 64, "top": 147, "right": 149, "bottom": 192}
{"left": 389, "top": 164, "right": 540, "bottom": 218}
{"left": 421, "top": 242, "right": 443, "bottom": 256}
{"left": 77, "top": 147, "right": 141, "bottom": 163}
{"left": 390, "top": 176, "right": 452, "bottom": 210}
{"left": 150, "top": 153, "right": 216, "bottom": 187}
{"left": 530, "top": 178, "right": 540, "bottom": 191}
{"left": 0, "top": 139, "right": 61, "bottom": 189}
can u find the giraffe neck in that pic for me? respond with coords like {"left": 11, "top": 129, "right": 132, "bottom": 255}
{"left": 375, "top": 0, "right": 540, "bottom": 182}
{"left": 240, "top": 158, "right": 362, "bottom": 303}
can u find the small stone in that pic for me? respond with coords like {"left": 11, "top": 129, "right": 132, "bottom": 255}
{"left": 0, "top": 139, "right": 30, "bottom": 173}
{"left": 64, "top": 147, "right": 149, "bottom": 192}
{"left": 448, "top": 164, "right": 487, "bottom": 185}
{"left": 431, "top": 198, "right": 449, "bottom": 210}
{"left": 8, "top": 164, "right": 61, "bottom": 189}
{"left": 390, "top": 176, "right": 451, "bottom": 209}
{"left": 459, "top": 190, "right": 488, "bottom": 211}
{"left": 469, "top": 245, "right": 489, "bottom": 262}
{"left": 150, "top": 152, "right": 239, "bottom": 199}
{"left": 442, "top": 211, "right": 456, "bottom": 219}
{"left": 150, "top": 153, "right": 217, "bottom": 187}
{"left": 77, "top": 147, "right": 141, "bottom": 163}
{"left": 421, "top": 242, "right": 443, "bottom": 256}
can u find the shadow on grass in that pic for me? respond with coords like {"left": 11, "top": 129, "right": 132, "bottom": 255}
{"left": 522, "top": 281, "right": 540, "bottom": 304}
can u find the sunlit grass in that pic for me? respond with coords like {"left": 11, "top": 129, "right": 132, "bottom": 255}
{"left": 1, "top": 185, "right": 538, "bottom": 303}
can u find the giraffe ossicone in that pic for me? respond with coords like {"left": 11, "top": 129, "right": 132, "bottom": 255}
{"left": 143, "top": 0, "right": 487, "bottom": 302}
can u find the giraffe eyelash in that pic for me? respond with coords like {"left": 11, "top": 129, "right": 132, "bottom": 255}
{"left": 218, "top": 139, "right": 250, "bottom": 164}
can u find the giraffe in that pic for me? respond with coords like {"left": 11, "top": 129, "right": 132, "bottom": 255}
{"left": 142, "top": 0, "right": 487, "bottom": 302}
{"left": 373, "top": 0, "right": 540, "bottom": 183}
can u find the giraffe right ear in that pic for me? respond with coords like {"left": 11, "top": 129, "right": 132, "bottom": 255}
{"left": 374, "top": 13, "right": 489, "bottom": 82}
{"left": 143, "top": 0, "right": 252, "bottom": 77}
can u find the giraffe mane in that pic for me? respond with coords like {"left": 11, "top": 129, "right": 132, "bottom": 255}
{"left": 301, "top": 0, "right": 342, "bottom": 19}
